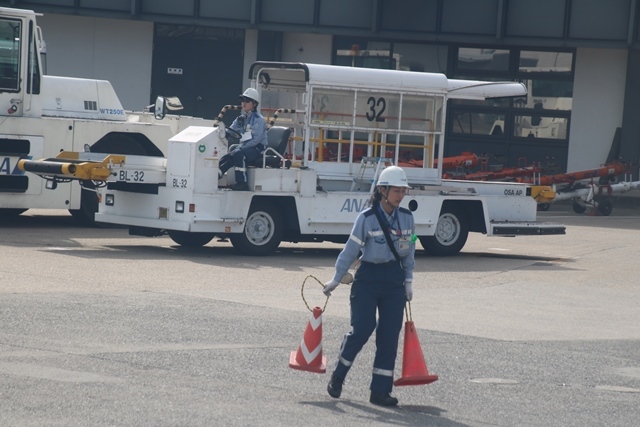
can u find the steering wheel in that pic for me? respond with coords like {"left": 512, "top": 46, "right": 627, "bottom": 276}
{"left": 225, "top": 128, "right": 242, "bottom": 140}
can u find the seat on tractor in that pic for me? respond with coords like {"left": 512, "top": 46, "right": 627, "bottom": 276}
{"left": 250, "top": 126, "right": 291, "bottom": 168}
{"left": 228, "top": 126, "right": 291, "bottom": 168}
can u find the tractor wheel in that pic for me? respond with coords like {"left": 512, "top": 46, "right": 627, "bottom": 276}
{"left": 596, "top": 197, "right": 613, "bottom": 216}
{"left": 230, "top": 203, "right": 283, "bottom": 255}
{"left": 572, "top": 200, "right": 587, "bottom": 214}
{"left": 420, "top": 207, "right": 469, "bottom": 256}
{"left": 168, "top": 231, "right": 215, "bottom": 247}
{"left": 0, "top": 208, "right": 27, "bottom": 218}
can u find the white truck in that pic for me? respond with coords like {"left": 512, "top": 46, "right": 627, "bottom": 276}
{"left": 0, "top": 6, "right": 211, "bottom": 223}
{"left": 20, "top": 62, "right": 564, "bottom": 256}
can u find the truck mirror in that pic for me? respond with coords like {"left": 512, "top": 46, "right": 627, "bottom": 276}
{"left": 154, "top": 96, "right": 166, "bottom": 120}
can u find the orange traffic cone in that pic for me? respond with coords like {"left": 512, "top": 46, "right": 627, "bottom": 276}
{"left": 289, "top": 306, "right": 327, "bottom": 373}
{"left": 394, "top": 320, "right": 438, "bottom": 386}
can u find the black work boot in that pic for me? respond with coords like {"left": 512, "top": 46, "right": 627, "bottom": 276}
{"left": 327, "top": 373, "right": 344, "bottom": 398}
{"left": 369, "top": 391, "right": 398, "bottom": 407}
{"left": 232, "top": 182, "right": 250, "bottom": 191}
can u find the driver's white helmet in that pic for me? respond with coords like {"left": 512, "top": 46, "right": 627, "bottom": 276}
{"left": 377, "top": 166, "right": 411, "bottom": 188}
{"left": 240, "top": 88, "right": 260, "bottom": 104}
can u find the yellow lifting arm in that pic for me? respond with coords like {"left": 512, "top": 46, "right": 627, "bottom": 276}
{"left": 530, "top": 185, "right": 556, "bottom": 203}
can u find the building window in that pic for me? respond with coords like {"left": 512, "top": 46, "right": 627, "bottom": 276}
{"left": 519, "top": 50, "right": 573, "bottom": 74}
{"left": 451, "top": 111, "right": 506, "bottom": 136}
{"left": 332, "top": 37, "right": 448, "bottom": 74}
{"left": 456, "top": 48, "right": 511, "bottom": 73}
{"left": 333, "top": 40, "right": 397, "bottom": 70}
{"left": 448, "top": 46, "right": 575, "bottom": 171}
{"left": 330, "top": 38, "right": 574, "bottom": 172}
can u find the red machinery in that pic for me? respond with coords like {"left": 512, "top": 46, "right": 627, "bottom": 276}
{"left": 515, "top": 162, "right": 627, "bottom": 186}
{"left": 431, "top": 152, "right": 638, "bottom": 216}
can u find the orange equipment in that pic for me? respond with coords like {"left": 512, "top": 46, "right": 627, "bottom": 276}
{"left": 436, "top": 151, "right": 479, "bottom": 170}
{"left": 443, "top": 165, "right": 540, "bottom": 181}
{"left": 394, "top": 307, "right": 439, "bottom": 386}
{"left": 289, "top": 306, "right": 327, "bottom": 373}
{"left": 399, "top": 151, "right": 479, "bottom": 170}
{"left": 516, "top": 162, "right": 626, "bottom": 186}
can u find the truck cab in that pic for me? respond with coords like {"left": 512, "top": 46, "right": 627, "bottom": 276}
{"left": 0, "top": 7, "right": 44, "bottom": 118}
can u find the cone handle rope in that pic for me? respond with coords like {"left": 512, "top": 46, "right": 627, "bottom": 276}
{"left": 300, "top": 275, "right": 330, "bottom": 313}
{"left": 405, "top": 300, "right": 413, "bottom": 322}
{"left": 394, "top": 301, "right": 439, "bottom": 386}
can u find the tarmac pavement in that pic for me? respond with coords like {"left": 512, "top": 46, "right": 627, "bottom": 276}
{"left": 0, "top": 204, "right": 639, "bottom": 426}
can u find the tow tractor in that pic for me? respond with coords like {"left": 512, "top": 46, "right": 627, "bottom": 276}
{"left": 20, "top": 62, "right": 565, "bottom": 256}
{"left": 0, "top": 6, "right": 212, "bottom": 223}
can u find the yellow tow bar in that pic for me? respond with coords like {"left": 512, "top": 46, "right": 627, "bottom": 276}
{"left": 18, "top": 151, "right": 126, "bottom": 182}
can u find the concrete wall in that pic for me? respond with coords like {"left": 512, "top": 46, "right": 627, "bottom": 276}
{"left": 620, "top": 49, "right": 640, "bottom": 176}
{"left": 38, "top": 13, "right": 154, "bottom": 110}
{"left": 568, "top": 48, "right": 628, "bottom": 172}
{"left": 242, "top": 29, "right": 258, "bottom": 91}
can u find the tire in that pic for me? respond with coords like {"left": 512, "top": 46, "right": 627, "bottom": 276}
{"left": 230, "top": 203, "right": 283, "bottom": 255}
{"left": 572, "top": 200, "right": 587, "bottom": 214}
{"left": 0, "top": 208, "right": 27, "bottom": 218}
{"left": 596, "top": 197, "right": 613, "bottom": 216}
{"left": 419, "top": 208, "right": 469, "bottom": 256}
{"left": 69, "top": 134, "right": 148, "bottom": 225}
{"left": 69, "top": 183, "right": 100, "bottom": 226}
{"left": 537, "top": 203, "right": 551, "bottom": 211}
{"left": 168, "top": 230, "right": 214, "bottom": 247}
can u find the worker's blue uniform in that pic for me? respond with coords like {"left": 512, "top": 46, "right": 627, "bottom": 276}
{"left": 219, "top": 111, "right": 268, "bottom": 184}
{"left": 330, "top": 203, "right": 416, "bottom": 393}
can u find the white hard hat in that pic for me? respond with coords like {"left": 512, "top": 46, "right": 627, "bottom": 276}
{"left": 240, "top": 88, "right": 260, "bottom": 104}
{"left": 377, "top": 166, "right": 411, "bottom": 188}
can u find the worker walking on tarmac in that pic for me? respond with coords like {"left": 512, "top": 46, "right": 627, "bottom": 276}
{"left": 323, "top": 165, "right": 416, "bottom": 407}
{"left": 218, "top": 88, "right": 268, "bottom": 191}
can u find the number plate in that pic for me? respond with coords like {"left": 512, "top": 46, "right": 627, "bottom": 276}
{"left": 118, "top": 170, "right": 146, "bottom": 182}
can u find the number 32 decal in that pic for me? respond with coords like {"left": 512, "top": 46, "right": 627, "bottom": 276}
{"left": 366, "top": 96, "right": 386, "bottom": 123}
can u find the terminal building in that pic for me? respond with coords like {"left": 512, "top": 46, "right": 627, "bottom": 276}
{"left": 1, "top": 0, "right": 639, "bottom": 176}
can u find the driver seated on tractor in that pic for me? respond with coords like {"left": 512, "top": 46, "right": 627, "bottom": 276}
{"left": 218, "top": 88, "right": 268, "bottom": 191}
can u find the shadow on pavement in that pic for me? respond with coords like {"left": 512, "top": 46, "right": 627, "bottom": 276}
{"left": 300, "top": 399, "right": 469, "bottom": 426}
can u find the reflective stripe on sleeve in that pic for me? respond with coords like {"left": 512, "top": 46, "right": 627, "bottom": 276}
{"left": 349, "top": 234, "right": 363, "bottom": 246}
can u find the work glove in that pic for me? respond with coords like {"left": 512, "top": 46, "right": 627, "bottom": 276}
{"left": 323, "top": 279, "right": 340, "bottom": 297}
{"left": 404, "top": 281, "right": 413, "bottom": 302}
